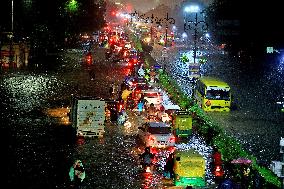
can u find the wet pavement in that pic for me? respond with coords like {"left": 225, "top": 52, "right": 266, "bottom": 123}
{"left": 2, "top": 47, "right": 209, "bottom": 189}
{"left": 2, "top": 41, "right": 282, "bottom": 188}
{"left": 0, "top": 47, "right": 140, "bottom": 189}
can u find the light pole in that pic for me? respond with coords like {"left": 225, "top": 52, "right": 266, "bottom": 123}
{"left": 129, "top": 11, "right": 175, "bottom": 47}
{"left": 9, "top": 0, "right": 14, "bottom": 68}
{"left": 184, "top": 5, "right": 208, "bottom": 64}
{"left": 129, "top": 11, "right": 175, "bottom": 71}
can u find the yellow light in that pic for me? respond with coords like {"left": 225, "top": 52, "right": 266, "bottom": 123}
{"left": 144, "top": 37, "right": 151, "bottom": 43}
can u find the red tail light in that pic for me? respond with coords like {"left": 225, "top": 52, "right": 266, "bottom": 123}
{"left": 214, "top": 165, "right": 224, "bottom": 177}
{"left": 169, "top": 136, "right": 175, "bottom": 143}
{"left": 150, "top": 147, "right": 157, "bottom": 154}
{"left": 119, "top": 104, "right": 123, "bottom": 111}
{"left": 167, "top": 146, "right": 176, "bottom": 153}
{"left": 148, "top": 135, "right": 155, "bottom": 142}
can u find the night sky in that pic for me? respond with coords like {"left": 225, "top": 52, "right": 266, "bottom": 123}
{"left": 0, "top": 0, "right": 283, "bottom": 47}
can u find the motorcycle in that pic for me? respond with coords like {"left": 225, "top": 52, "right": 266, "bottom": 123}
{"left": 117, "top": 111, "right": 128, "bottom": 125}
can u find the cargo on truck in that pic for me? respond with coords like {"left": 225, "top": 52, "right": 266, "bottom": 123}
{"left": 70, "top": 96, "right": 106, "bottom": 138}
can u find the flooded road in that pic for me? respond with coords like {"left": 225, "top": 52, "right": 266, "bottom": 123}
{"left": 2, "top": 45, "right": 282, "bottom": 188}
{"left": 157, "top": 45, "right": 284, "bottom": 165}
{"left": 204, "top": 53, "right": 284, "bottom": 164}
{"left": 0, "top": 49, "right": 145, "bottom": 189}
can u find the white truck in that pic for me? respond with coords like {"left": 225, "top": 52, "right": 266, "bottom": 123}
{"left": 70, "top": 96, "right": 106, "bottom": 138}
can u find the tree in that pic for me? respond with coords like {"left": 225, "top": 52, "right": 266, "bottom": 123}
{"left": 1, "top": 0, "right": 107, "bottom": 54}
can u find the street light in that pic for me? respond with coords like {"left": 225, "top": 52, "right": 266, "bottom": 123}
{"left": 129, "top": 11, "right": 175, "bottom": 47}
{"left": 183, "top": 5, "right": 207, "bottom": 65}
{"left": 9, "top": 0, "right": 14, "bottom": 67}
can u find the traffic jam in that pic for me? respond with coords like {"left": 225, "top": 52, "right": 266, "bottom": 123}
{"left": 72, "top": 25, "right": 224, "bottom": 189}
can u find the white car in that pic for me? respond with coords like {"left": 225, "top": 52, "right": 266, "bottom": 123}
{"left": 141, "top": 90, "right": 162, "bottom": 107}
{"left": 137, "top": 122, "right": 175, "bottom": 149}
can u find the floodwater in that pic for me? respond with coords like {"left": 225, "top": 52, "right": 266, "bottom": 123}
{"left": 161, "top": 46, "right": 284, "bottom": 165}
{"left": 1, "top": 46, "right": 283, "bottom": 189}
{"left": 0, "top": 49, "right": 144, "bottom": 189}
{"left": 204, "top": 52, "right": 284, "bottom": 164}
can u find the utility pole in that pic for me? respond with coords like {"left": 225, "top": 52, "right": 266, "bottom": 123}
{"left": 193, "top": 12, "right": 198, "bottom": 64}
{"left": 165, "top": 27, "right": 168, "bottom": 47}
{"left": 184, "top": 7, "right": 207, "bottom": 80}
{"left": 9, "top": 0, "right": 14, "bottom": 68}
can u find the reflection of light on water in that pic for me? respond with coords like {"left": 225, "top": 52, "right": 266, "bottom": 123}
{"left": 142, "top": 171, "right": 163, "bottom": 189}
{"left": 124, "top": 121, "right": 132, "bottom": 128}
{"left": 1, "top": 73, "right": 64, "bottom": 111}
{"left": 44, "top": 107, "right": 71, "bottom": 125}
{"left": 123, "top": 121, "right": 133, "bottom": 135}
{"left": 277, "top": 56, "right": 284, "bottom": 72}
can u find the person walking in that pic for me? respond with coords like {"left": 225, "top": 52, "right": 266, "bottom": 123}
{"left": 163, "top": 153, "right": 174, "bottom": 179}
{"left": 137, "top": 94, "right": 147, "bottom": 116}
{"left": 109, "top": 82, "right": 117, "bottom": 99}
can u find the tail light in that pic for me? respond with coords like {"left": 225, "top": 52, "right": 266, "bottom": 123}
{"left": 176, "top": 174, "right": 180, "bottom": 181}
{"left": 86, "top": 55, "right": 92, "bottom": 64}
{"left": 167, "top": 146, "right": 176, "bottom": 153}
{"left": 148, "top": 135, "right": 155, "bottom": 143}
{"left": 169, "top": 136, "right": 175, "bottom": 143}
{"left": 150, "top": 147, "right": 157, "bottom": 154}
{"left": 214, "top": 165, "right": 224, "bottom": 177}
{"left": 145, "top": 166, "right": 151, "bottom": 173}
{"left": 119, "top": 104, "right": 123, "bottom": 110}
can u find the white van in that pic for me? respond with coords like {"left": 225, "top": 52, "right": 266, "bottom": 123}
{"left": 141, "top": 90, "right": 162, "bottom": 106}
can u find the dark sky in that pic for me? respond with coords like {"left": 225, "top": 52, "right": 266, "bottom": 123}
{"left": 1, "top": 0, "right": 283, "bottom": 47}
{"left": 240, "top": 1, "right": 284, "bottom": 47}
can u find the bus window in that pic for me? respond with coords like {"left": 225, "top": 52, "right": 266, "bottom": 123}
{"left": 206, "top": 89, "right": 230, "bottom": 100}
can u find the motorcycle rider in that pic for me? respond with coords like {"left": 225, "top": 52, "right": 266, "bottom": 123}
{"left": 69, "top": 160, "right": 85, "bottom": 188}
{"left": 147, "top": 103, "right": 157, "bottom": 120}
{"left": 140, "top": 147, "right": 154, "bottom": 169}
{"left": 117, "top": 109, "right": 128, "bottom": 125}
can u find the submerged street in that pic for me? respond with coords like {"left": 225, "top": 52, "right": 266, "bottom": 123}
{"left": 1, "top": 1, "right": 284, "bottom": 188}
{"left": 0, "top": 48, "right": 140, "bottom": 188}
{"left": 1, "top": 43, "right": 283, "bottom": 188}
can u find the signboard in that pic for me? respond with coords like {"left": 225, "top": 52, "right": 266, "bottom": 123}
{"left": 267, "top": 47, "right": 274, "bottom": 54}
{"left": 162, "top": 49, "right": 168, "bottom": 57}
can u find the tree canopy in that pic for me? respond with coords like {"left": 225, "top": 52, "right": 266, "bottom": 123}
{"left": 0, "top": 0, "right": 106, "bottom": 50}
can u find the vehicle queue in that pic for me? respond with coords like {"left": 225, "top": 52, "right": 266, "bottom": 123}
{"left": 103, "top": 45, "right": 211, "bottom": 188}
{"left": 72, "top": 27, "right": 230, "bottom": 188}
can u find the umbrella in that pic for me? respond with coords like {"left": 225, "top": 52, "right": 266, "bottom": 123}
{"left": 231, "top": 157, "right": 252, "bottom": 164}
